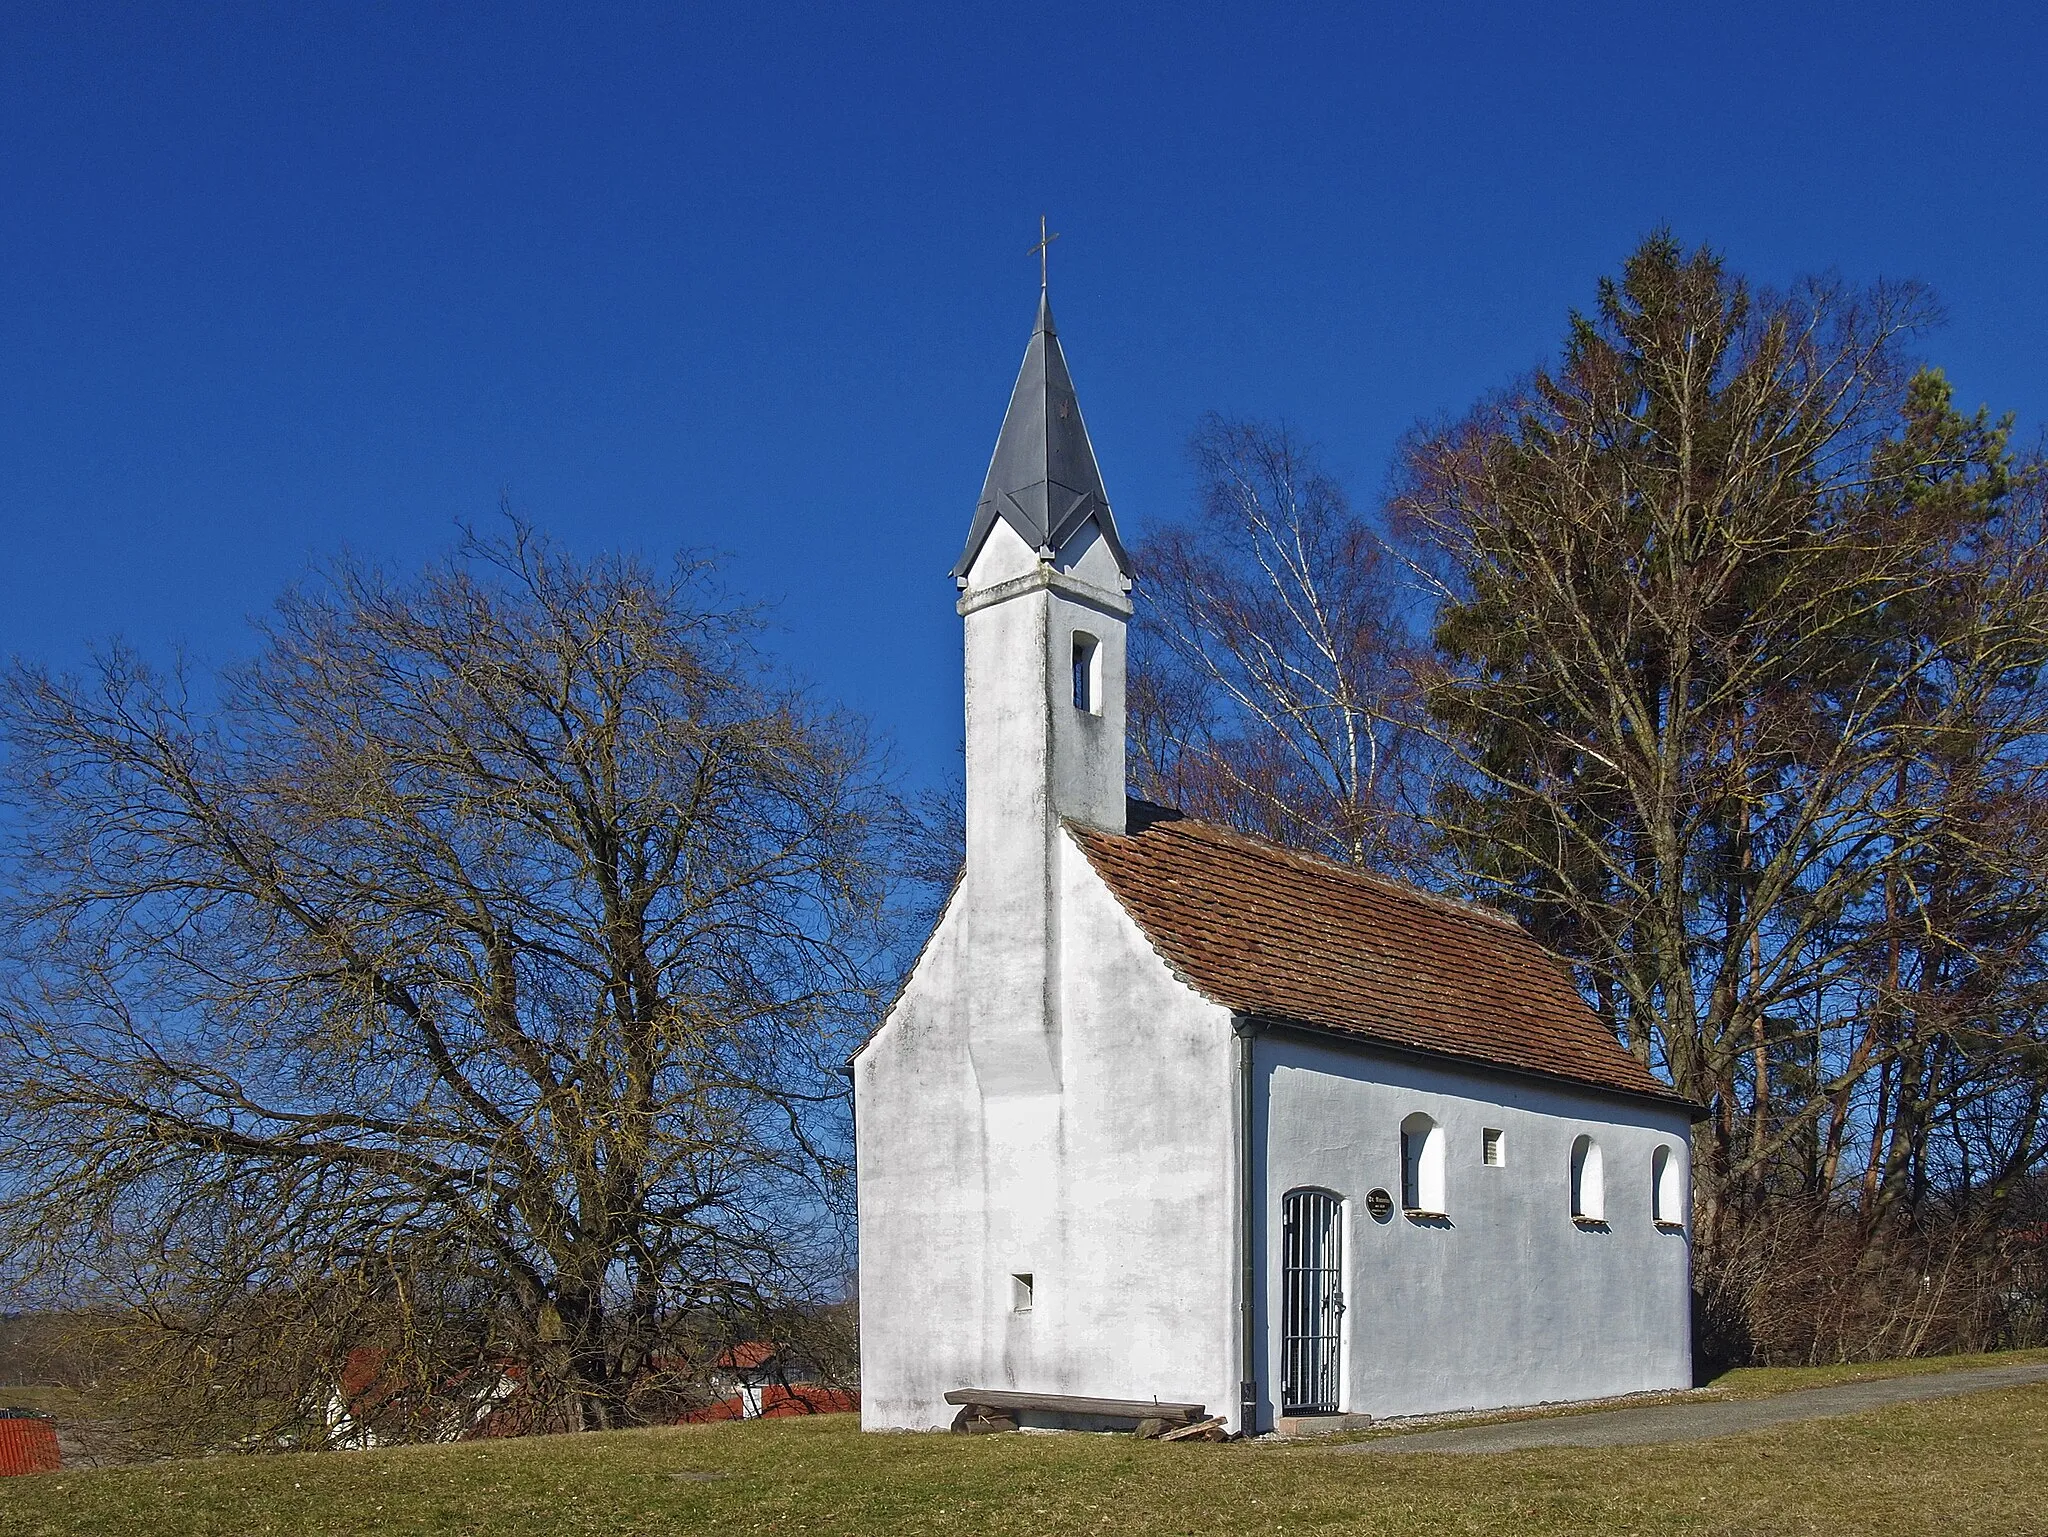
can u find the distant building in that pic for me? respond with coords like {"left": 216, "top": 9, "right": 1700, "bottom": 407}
{"left": 0, "top": 1410, "right": 61, "bottom": 1476}
{"left": 324, "top": 1349, "right": 524, "bottom": 1449}
{"left": 327, "top": 1341, "right": 857, "bottom": 1441}
{"left": 710, "top": 1342, "right": 811, "bottom": 1418}
{"left": 852, "top": 290, "right": 1698, "bottom": 1436}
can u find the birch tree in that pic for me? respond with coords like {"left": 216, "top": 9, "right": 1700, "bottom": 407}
{"left": 1130, "top": 415, "right": 1423, "bottom": 868}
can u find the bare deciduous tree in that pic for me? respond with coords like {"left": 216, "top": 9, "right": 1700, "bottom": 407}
{"left": 0, "top": 524, "right": 892, "bottom": 1445}
{"left": 1130, "top": 415, "right": 1423, "bottom": 867}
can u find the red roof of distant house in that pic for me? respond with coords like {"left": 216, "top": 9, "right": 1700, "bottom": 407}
{"left": 713, "top": 1342, "right": 779, "bottom": 1371}
{"left": 675, "top": 1384, "right": 857, "bottom": 1423}
{"left": 339, "top": 1346, "right": 392, "bottom": 1408}
{"left": 0, "top": 1413, "right": 61, "bottom": 1477}
{"left": 334, "top": 1346, "right": 532, "bottom": 1440}
{"left": 1071, "top": 805, "right": 1689, "bottom": 1108}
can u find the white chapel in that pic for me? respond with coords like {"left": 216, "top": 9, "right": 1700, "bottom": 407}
{"left": 852, "top": 290, "right": 1697, "bottom": 1436}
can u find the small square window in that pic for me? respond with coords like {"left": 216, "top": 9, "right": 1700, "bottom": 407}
{"left": 1482, "top": 1128, "right": 1505, "bottom": 1166}
{"left": 1011, "top": 1272, "right": 1034, "bottom": 1312}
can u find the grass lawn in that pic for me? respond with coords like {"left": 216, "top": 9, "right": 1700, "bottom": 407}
{"left": 2, "top": 1355, "right": 2044, "bottom": 1536}
{"left": 1702, "top": 1344, "right": 2048, "bottom": 1397}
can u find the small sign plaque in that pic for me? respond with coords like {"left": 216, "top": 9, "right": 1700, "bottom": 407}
{"left": 1364, "top": 1188, "right": 1394, "bottom": 1222}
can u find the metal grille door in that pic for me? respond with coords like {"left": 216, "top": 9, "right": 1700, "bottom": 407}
{"left": 1281, "top": 1188, "right": 1344, "bottom": 1414}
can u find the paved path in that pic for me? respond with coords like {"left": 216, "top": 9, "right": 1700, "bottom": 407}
{"left": 1341, "top": 1361, "right": 2048, "bottom": 1454}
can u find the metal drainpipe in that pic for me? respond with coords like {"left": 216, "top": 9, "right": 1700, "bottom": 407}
{"left": 1234, "top": 1013, "right": 1260, "bottom": 1435}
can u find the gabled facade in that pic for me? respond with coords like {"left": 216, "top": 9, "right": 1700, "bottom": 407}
{"left": 852, "top": 293, "right": 1695, "bottom": 1436}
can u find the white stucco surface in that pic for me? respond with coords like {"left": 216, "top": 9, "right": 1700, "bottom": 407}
{"left": 1253, "top": 1031, "right": 1693, "bottom": 1422}
{"left": 857, "top": 518, "right": 1241, "bottom": 1431}
{"left": 854, "top": 833, "right": 1240, "bottom": 1431}
{"left": 856, "top": 887, "right": 1695, "bottom": 1433}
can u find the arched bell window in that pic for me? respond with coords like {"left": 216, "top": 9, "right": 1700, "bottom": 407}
{"left": 1071, "top": 632, "right": 1101, "bottom": 714}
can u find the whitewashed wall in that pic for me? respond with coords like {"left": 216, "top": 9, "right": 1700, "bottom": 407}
{"left": 856, "top": 862, "right": 1697, "bottom": 1435}
{"left": 852, "top": 834, "right": 1241, "bottom": 1432}
{"left": 1253, "top": 1030, "right": 1694, "bottom": 1425}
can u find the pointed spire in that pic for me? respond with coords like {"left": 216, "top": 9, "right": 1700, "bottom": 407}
{"left": 952, "top": 294, "right": 1128, "bottom": 581}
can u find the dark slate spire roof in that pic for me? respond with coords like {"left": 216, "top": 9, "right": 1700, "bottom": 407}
{"left": 952, "top": 292, "right": 1130, "bottom": 580}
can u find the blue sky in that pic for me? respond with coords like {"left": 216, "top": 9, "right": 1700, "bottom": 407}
{"left": 4, "top": 3, "right": 2045, "bottom": 796}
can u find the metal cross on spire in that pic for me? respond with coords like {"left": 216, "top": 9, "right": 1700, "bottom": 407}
{"left": 1029, "top": 215, "right": 1060, "bottom": 292}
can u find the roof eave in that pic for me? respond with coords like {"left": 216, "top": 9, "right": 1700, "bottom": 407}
{"left": 1235, "top": 1010, "right": 1708, "bottom": 1120}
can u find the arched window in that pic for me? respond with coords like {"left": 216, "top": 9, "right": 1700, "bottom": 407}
{"left": 1652, "top": 1144, "right": 1686, "bottom": 1227}
{"left": 1570, "top": 1134, "right": 1604, "bottom": 1223}
{"left": 1400, "top": 1112, "right": 1446, "bottom": 1214}
{"left": 1072, "top": 632, "right": 1101, "bottom": 713}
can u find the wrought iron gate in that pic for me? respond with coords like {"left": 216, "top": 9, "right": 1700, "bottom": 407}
{"left": 1281, "top": 1188, "right": 1344, "bottom": 1414}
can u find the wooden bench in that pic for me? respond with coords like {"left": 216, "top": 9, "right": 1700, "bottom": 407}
{"left": 944, "top": 1388, "right": 1207, "bottom": 1435}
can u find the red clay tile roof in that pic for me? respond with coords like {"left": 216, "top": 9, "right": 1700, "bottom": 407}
{"left": 1071, "top": 805, "right": 1685, "bottom": 1107}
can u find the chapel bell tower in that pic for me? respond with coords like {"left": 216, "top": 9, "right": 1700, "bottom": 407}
{"left": 952, "top": 289, "right": 1132, "bottom": 1096}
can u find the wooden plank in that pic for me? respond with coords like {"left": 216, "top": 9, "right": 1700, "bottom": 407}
{"left": 1158, "top": 1416, "right": 1228, "bottom": 1442}
{"left": 948, "top": 1403, "right": 1019, "bottom": 1435}
{"left": 943, "top": 1388, "right": 1204, "bottom": 1421}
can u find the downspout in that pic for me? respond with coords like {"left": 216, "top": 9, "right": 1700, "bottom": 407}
{"left": 1234, "top": 1013, "right": 1261, "bottom": 1435}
